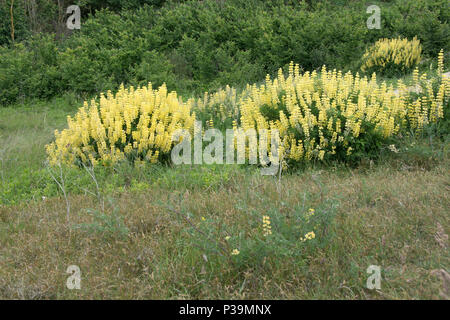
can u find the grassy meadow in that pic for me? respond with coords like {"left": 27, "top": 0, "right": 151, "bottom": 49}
{"left": 1, "top": 0, "right": 449, "bottom": 301}
{"left": 0, "top": 94, "right": 449, "bottom": 299}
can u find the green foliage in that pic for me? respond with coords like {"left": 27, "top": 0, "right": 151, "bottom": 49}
{"left": 0, "top": 0, "right": 448, "bottom": 105}
{"left": 0, "top": 0, "right": 69, "bottom": 46}
{"left": 169, "top": 191, "right": 338, "bottom": 272}
{"left": 0, "top": 0, "right": 29, "bottom": 45}
{"left": 72, "top": 201, "right": 129, "bottom": 240}
{"left": 0, "top": 34, "right": 60, "bottom": 105}
{"left": 382, "top": 0, "right": 450, "bottom": 57}
{"left": 77, "top": 0, "right": 169, "bottom": 12}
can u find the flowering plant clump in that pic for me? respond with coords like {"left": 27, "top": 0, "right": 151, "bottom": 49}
{"left": 262, "top": 215, "right": 272, "bottom": 237}
{"left": 236, "top": 58, "right": 447, "bottom": 164}
{"left": 46, "top": 83, "right": 196, "bottom": 166}
{"left": 47, "top": 52, "right": 448, "bottom": 167}
{"left": 361, "top": 37, "right": 422, "bottom": 75}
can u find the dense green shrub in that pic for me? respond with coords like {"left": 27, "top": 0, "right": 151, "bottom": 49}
{"left": 77, "top": 0, "right": 170, "bottom": 12}
{"left": 0, "top": 0, "right": 448, "bottom": 105}
{"left": 382, "top": 0, "right": 450, "bottom": 57}
{"left": 0, "top": 0, "right": 70, "bottom": 46}
{"left": 0, "top": 34, "right": 60, "bottom": 105}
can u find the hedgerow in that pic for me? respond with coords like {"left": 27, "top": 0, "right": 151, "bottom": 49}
{"left": 1, "top": 0, "right": 449, "bottom": 105}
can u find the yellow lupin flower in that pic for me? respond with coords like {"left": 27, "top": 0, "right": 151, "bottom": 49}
{"left": 262, "top": 215, "right": 272, "bottom": 236}
{"left": 300, "top": 231, "right": 316, "bottom": 242}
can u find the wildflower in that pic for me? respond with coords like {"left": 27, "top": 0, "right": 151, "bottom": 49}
{"left": 201, "top": 217, "right": 206, "bottom": 221}
{"left": 231, "top": 249, "right": 240, "bottom": 256}
{"left": 388, "top": 144, "right": 399, "bottom": 153}
{"left": 262, "top": 215, "right": 272, "bottom": 236}
{"left": 438, "top": 49, "right": 444, "bottom": 76}
{"left": 346, "top": 147, "right": 353, "bottom": 156}
{"left": 305, "top": 208, "right": 315, "bottom": 222}
{"left": 225, "top": 236, "right": 231, "bottom": 241}
{"left": 301, "top": 231, "right": 316, "bottom": 242}
{"left": 305, "top": 231, "right": 316, "bottom": 240}
{"left": 46, "top": 83, "right": 196, "bottom": 166}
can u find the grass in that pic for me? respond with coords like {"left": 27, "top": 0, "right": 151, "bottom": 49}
{"left": 0, "top": 95, "right": 79, "bottom": 181}
{"left": 0, "top": 156, "right": 449, "bottom": 299}
{"left": 0, "top": 82, "right": 449, "bottom": 300}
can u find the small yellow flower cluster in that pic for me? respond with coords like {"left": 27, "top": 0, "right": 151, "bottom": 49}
{"left": 300, "top": 231, "right": 316, "bottom": 242}
{"left": 262, "top": 215, "right": 272, "bottom": 236}
{"left": 46, "top": 83, "right": 196, "bottom": 166}
{"left": 407, "top": 68, "right": 448, "bottom": 130}
{"left": 305, "top": 208, "right": 315, "bottom": 223}
{"left": 231, "top": 249, "right": 240, "bottom": 256}
{"left": 413, "top": 67, "right": 419, "bottom": 85}
{"left": 361, "top": 37, "right": 422, "bottom": 73}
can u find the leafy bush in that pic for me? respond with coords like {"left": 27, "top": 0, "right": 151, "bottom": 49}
{"left": 382, "top": 0, "right": 450, "bottom": 57}
{"left": 77, "top": 0, "right": 169, "bottom": 12}
{"left": 361, "top": 37, "right": 422, "bottom": 76}
{"left": 0, "top": 0, "right": 71, "bottom": 46}
{"left": 0, "top": 34, "right": 60, "bottom": 105}
{"left": 0, "top": 0, "right": 30, "bottom": 46}
{"left": 1, "top": 0, "right": 449, "bottom": 105}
